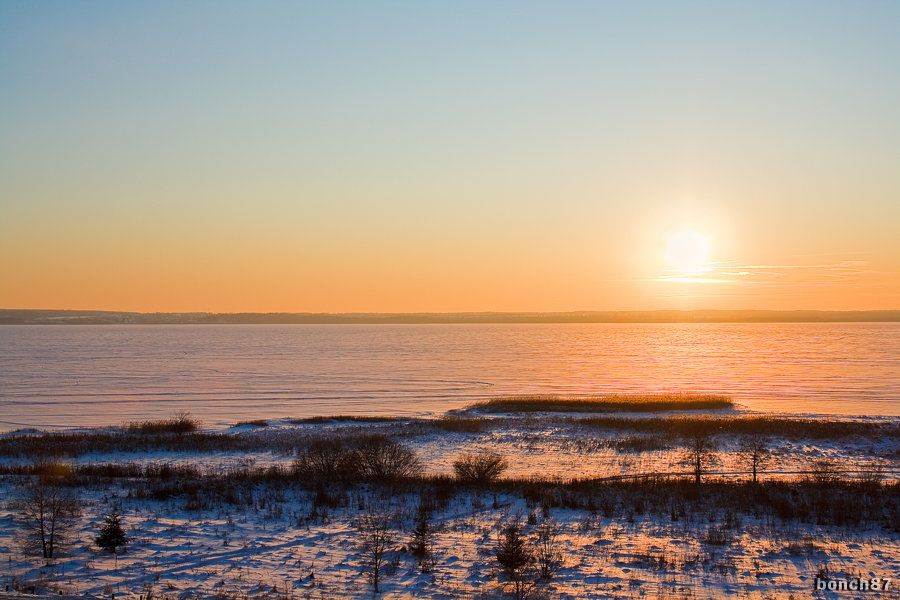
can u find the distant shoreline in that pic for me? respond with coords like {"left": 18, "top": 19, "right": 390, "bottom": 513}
{"left": 1, "top": 308, "right": 900, "bottom": 325}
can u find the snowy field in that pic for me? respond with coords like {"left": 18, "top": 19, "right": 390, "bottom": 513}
{"left": 1, "top": 411, "right": 899, "bottom": 600}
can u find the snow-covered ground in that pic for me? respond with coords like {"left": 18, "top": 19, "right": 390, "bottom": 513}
{"left": 1, "top": 413, "right": 899, "bottom": 599}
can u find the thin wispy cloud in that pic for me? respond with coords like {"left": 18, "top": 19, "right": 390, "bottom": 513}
{"left": 630, "top": 259, "right": 895, "bottom": 296}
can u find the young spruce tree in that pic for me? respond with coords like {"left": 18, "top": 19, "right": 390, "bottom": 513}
{"left": 96, "top": 511, "right": 129, "bottom": 554}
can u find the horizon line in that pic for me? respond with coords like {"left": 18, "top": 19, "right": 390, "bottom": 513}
{"left": 2, "top": 308, "right": 900, "bottom": 325}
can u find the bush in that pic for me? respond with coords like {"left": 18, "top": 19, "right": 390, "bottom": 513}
{"left": 704, "top": 525, "right": 730, "bottom": 545}
{"left": 296, "top": 433, "right": 422, "bottom": 482}
{"left": 349, "top": 434, "right": 423, "bottom": 481}
{"left": 453, "top": 451, "right": 509, "bottom": 484}
{"left": 535, "top": 519, "right": 562, "bottom": 579}
{"left": 294, "top": 437, "right": 347, "bottom": 480}
{"left": 805, "top": 459, "right": 845, "bottom": 485}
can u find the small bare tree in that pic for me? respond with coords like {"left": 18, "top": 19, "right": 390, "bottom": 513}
{"left": 357, "top": 507, "right": 394, "bottom": 593}
{"left": 453, "top": 451, "right": 509, "bottom": 484}
{"left": 496, "top": 520, "right": 533, "bottom": 600}
{"left": 16, "top": 461, "right": 80, "bottom": 560}
{"left": 680, "top": 431, "right": 717, "bottom": 483}
{"left": 736, "top": 436, "right": 773, "bottom": 483}
{"left": 534, "top": 518, "right": 562, "bottom": 579}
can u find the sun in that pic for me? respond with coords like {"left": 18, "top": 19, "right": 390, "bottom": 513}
{"left": 664, "top": 229, "right": 710, "bottom": 271}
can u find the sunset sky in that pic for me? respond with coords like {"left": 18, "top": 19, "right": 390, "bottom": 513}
{"left": 1, "top": 1, "right": 898, "bottom": 313}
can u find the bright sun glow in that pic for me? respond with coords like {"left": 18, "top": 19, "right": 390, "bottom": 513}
{"left": 664, "top": 229, "right": 710, "bottom": 271}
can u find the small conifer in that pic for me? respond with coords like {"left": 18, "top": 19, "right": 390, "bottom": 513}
{"left": 96, "top": 511, "right": 129, "bottom": 554}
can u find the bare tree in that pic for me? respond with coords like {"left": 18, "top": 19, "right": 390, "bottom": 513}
{"left": 534, "top": 518, "right": 562, "bottom": 579}
{"left": 496, "top": 520, "right": 533, "bottom": 600}
{"left": 453, "top": 451, "right": 509, "bottom": 484}
{"left": 357, "top": 507, "right": 394, "bottom": 593}
{"left": 16, "top": 461, "right": 80, "bottom": 560}
{"left": 736, "top": 436, "right": 773, "bottom": 483}
{"left": 680, "top": 431, "right": 717, "bottom": 483}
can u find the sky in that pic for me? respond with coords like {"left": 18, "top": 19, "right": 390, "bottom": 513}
{"left": 1, "top": 1, "right": 898, "bottom": 313}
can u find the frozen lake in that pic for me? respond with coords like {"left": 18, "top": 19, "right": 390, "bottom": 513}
{"left": 2, "top": 322, "right": 899, "bottom": 430}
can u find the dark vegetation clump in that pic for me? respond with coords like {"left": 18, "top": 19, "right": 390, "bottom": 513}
{"left": 289, "top": 415, "right": 405, "bottom": 424}
{"left": 294, "top": 432, "right": 422, "bottom": 482}
{"left": 234, "top": 419, "right": 269, "bottom": 427}
{"left": 501, "top": 477, "right": 900, "bottom": 529}
{"left": 0, "top": 428, "right": 308, "bottom": 458}
{"left": 465, "top": 393, "right": 734, "bottom": 414}
{"left": 610, "top": 434, "right": 671, "bottom": 453}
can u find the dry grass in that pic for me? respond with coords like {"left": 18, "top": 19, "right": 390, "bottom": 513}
{"left": 125, "top": 411, "right": 199, "bottom": 434}
{"left": 463, "top": 394, "right": 734, "bottom": 414}
{"left": 431, "top": 416, "right": 490, "bottom": 433}
{"left": 576, "top": 414, "right": 896, "bottom": 439}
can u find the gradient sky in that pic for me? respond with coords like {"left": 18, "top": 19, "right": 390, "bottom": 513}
{"left": 1, "top": 1, "right": 898, "bottom": 313}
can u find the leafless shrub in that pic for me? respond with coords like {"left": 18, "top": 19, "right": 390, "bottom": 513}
{"left": 349, "top": 434, "right": 423, "bottom": 481}
{"left": 857, "top": 459, "right": 887, "bottom": 488}
{"left": 784, "top": 539, "right": 820, "bottom": 555}
{"left": 294, "top": 433, "right": 421, "bottom": 482}
{"left": 294, "top": 437, "right": 347, "bottom": 480}
{"left": 704, "top": 525, "right": 730, "bottom": 546}
{"left": 453, "top": 451, "right": 509, "bottom": 484}
{"left": 534, "top": 519, "right": 562, "bottom": 579}
{"left": 805, "top": 459, "right": 845, "bottom": 485}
